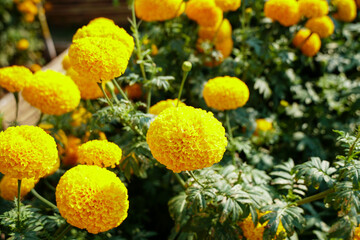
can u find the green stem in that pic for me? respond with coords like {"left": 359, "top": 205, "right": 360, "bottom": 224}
{"left": 106, "top": 83, "right": 120, "bottom": 104}
{"left": 146, "top": 87, "right": 152, "bottom": 112}
{"left": 112, "top": 79, "right": 129, "bottom": 101}
{"left": 225, "top": 111, "right": 233, "bottom": 140}
{"left": 17, "top": 179, "right": 21, "bottom": 226}
{"left": 187, "top": 171, "right": 205, "bottom": 188}
{"left": 54, "top": 223, "right": 72, "bottom": 240}
{"left": 347, "top": 130, "right": 360, "bottom": 161}
{"left": 97, "top": 82, "right": 113, "bottom": 108}
{"left": 86, "top": 99, "right": 95, "bottom": 113}
{"left": 44, "top": 179, "right": 56, "bottom": 192}
{"left": 36, "top": 112, "right": 44, "bottom": 126}
{"left": 173, "top": 173, "right": 186, "bottom": 189}
{"left": 296, "top": 188, "right": 334, "bottom": 206}
{"left": 177, "top": 71, "right": 189, "bottom": 107}
{"left": 30, "top": 189, "right": 57, "bottom": 209}
{"left": 13, "top": 92, "right": 19, "bottom": 124}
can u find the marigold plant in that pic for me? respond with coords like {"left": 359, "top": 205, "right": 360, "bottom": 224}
{"left": 0, "top": 65, "right": 33, "bottom": 92}
{"left": 135, "top": 0, "right": 185, "bottom": 22}
{"left": 0, "top": 176, "right": 38, "bottom": 201}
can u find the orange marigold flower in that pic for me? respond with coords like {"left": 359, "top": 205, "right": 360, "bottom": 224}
{"left": 298, "top": 0, "right": 329, "bottom": 18}
{"left": 0, "top": 65, "right": 33, "bottom": 92}
{"left": 255, "top": 119, "right": 273, "bottom": 133}
{"left": 61, "top": 136, "right": 82, "bottom": 166}
{"left": 69, "top": 37, "right": 131, "bottom": 83}
{"left": 354, "top": 224, "right": 360, "bottom": 240}
{"left": 0, "top": 125, "right": 58, "bottom": 179}
{"left": 203, "top": 76, "right": 249, "bottom": 111}
{"left": 125, "top": 83, "right": 143, "bottom": 100}
{"left": 264, "top": 0, "right": 300, "bottom": 27}
{"left": 24, "top": 13, "right": 35, "bottom": 22}
{"left": 151, "top": 44, "right": 159, "bottom": 56}
{"left": 17, "top": 0, "right": 38, "bottom": 15}
{"left": 56, "top": 165, "right": 129, "bottom": 234}
{"left": 146, "top": 106, "right": 228, "bottom": 173}
{"left": 22, "top": 70, "right": 81, "bottom": 115}
{"left": 16, "top": 39, "right": 29, "bottom": 51}
{"left": 0, "top": 176, "right": 39, "bottom": 201}
{"left": 62, "top": 54, "right": 71, "bottom": 70}
{"left": 30, "top": 64, "right": 42, "bottom": 72}
{"left": 77, "top": 140, "right": 122, "bottom": 168}
{"left": 71, "top": 106, "right": 92, "bottom": 127}
{"left": 135, "top": 0, "right": 185, "bottom": 21}
{"left": 215, "top": 0, "right": 241, "bottom": 12}
{"left": 198, "top": 18, "right": 232, "bottom": 43}
{"left": 333, "top": 0, "right": 357, "bottom": 22}
{"left": 149, "top": 99, "right": 186, "bottom": 115}
{"left": 186, "top": 0, "right": 223, "bottom": 27}
{"left": 293, "top": 29, "right": 321, "bottom": 57}
{"left": 305, "top": 16, "right": 334, "bottom": 38}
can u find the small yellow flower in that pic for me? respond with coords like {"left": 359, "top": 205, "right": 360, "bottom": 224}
{"left": 0, "top": 176, "right": 39, "bottom": 201}
{"left": 215, "top": 0, "right": 241, "bottom": 12}
{"left": 255, "top": 119, "right": 273, "bottom": 133}
{"left": 264, "top": 0, "right": 300, "bottom": 27}
{"left": 71, "top": 107, "right": 92, "bottom": 127}
{"left": 280, "top": 100, "right": 289, "bottom": 107}
{"left": 16, "top": 39, "right": 29, "bottom": 51}
{"left": 0, "top": 65, "right": 33, "bottom": 92}
{"left": 198, "top": 19, "right": 232, "bottom": 43}
{"left": 186, "top": 0, "right": 223, "bottom": 27}
{"left": 305, "top": 16, "right": 334, "bottom": 38}
{"left": 88, "top": 17, "right": 115, "bottom": 26}
{"left": 151, "top": 44, "right": 159, "bottom": 56}
{"left": 30, "top": 63, "right": 42, "bottom": 72}
{"left": 293, "top": 29, "right": 321, "bottom": 57}
{"left": 298, "top": 0, "right": 329, "bottom": 18}
{"left": 56, "top": 165, "right": 129, "bottom": 234}
{"left": 24, "top": 13, "right": 35, "bottom": 23}
{"left": 333, "top": 0, "right": 357, "bottom": 22}
{"left": 149, "top": 99, "right": 186, "bottom": 115}
{"left": 135, "top": 0, "right": 185, "bottom": 21}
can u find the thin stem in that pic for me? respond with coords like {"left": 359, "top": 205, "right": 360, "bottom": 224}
{"left": 97, "top": 82, "right": 113, "bottom": 108}
{"left": 187, "top": 171, "right": 205, "bottom": 188}
{"left": 55, "top": 223, "right": 72, "bottom": 240}
{"left": 347, "top": 130, "right": 360, "bottom": 161}
{"left": 177, "top": 71, "right": 189, "bottom": 107}
{"left": 211, "top": 18, "right": 225, "bottom": 44}
{"left": 37, "top": 2, "right": 56, "bottom": 58}
{"left": 36, "top": 112, "right": 44, "bottom": 126}
{"left": 13, "top": 92, "right": 19, "bottom": 124}
{"left": 296, "top": 188, "right": 334, "bottom": 206}
{"left": 173, "top": 173, "right": 186, "bottom": 189}
{"left": 146, "top": 86, "right": 152, "bottom": 113}
{"left": 30, "top": 189, "right": 58, "bottom": 209}
{"left": 225, "top": 111, "right": 233, "bottom": 140}
{"left": 106, "top": 83, "right": 120, "bottom": 104}
{"left": 112, "top": 79, "right": 129, "bottom": 101}
{"left": 17, "top": 179, "right": 21, "bottom": 226}
{"left": 44, "top": 179, "right": 56, "bottom": 192}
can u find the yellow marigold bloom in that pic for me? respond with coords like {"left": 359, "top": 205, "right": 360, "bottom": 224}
{"left": 24, "top": 13, "right": 35, "bottom": 23}
{"left": 30, "top": 63, "right": 41, "bottom": 72}
{"left": 203, "top": 76, "right": 249, "bottom": 111}
{"left": 0, "top": 65, "right": 33, "bottom": 92}
{"left": 298, "top": 0, "right": 329, "bottom": 18}
{"left": 56, "top": 165, "right": 129, "bottom": 234}
{"left": 77, "top": 140, "right": 122, "bottom": 168}
{"left": 149, "top": 99, "right": 186, "bottom": 115}
{"left": 17, "top": 0, "right": 38, "bottom": 15}
{"left": 354, "top": 225, "right": 360, "bottom": 240}
{"left": 62, "top": 54, "right": 71, "bottom": 70}
{"left": 71, "top": 107, "right": 92, "bottom": 127}
{"left": 16, "top": 39, "right": 29, "bottom": 51}
{"left": 22, "top": 70, "right": 81, "bottom": 115}
{"left": 215, "top": 0, "right": 241, "bottom": 11}
{"left": 186, "top": 0, "right": 223, "bottom": 27}
{"left": 88, "top": 17, "right": 115, "bottom": 26}
{"left": 264, "top": 0, "right": 300, "bottom": 27}
{"left": 151, "top": 44, "right": 159, "bottom": 56}
{"left": 125, "top": 83, "right": 143, "bottom": 100}
{"left": 305, "top": 16, "right": 334, "bottom": 38}
{"left": 0, "top": 126, "right": 58, "bottom": 179}
{"left": 198, "top": 18, "right": 232, "bottom": 43}
{"left": 333, "top": 0, "right": 357, "bottom": 22}
{"left": 293, "top": 29, "right": 321, "bottom": 57}
{"left": 69, "top": 37, "right": 131, "bottom": 83}
{"left": 135, "top": 0, "right": 185, "bottom": 21}
{"left": 146, "top": 106, "right": 227, "bottom": 173}
{"left": 0, "top": 176, "right": 38, "bottom": 201}
{"left": 61, "top": 136, "right": 81, "bottom": 166}
{"left": 44, "top": 158, "right": 60, "bottom": 177}
{"left": 255, "top": 119, "right": 273, "bottom": 132}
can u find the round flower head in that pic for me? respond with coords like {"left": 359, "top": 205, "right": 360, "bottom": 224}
{"left": 198, "top": 18, "right": 232, "bottom": 43}
{"left": 332, "top": 0, "right": 357, "bottom": 22}
{"left": 146, "top": 106, "right": 228, "bottom": 173}
{"left": 77, "top": 140, "right": 122, "bottom": 168}
{"left": 0, "top": 125, "right": 58, "bottom": 179}
{"left": 69, "top": 37, "right": 131, "bottom": 83}
{"left": 22, "top": 70, "right": 81, "bottom": 115}
{"left": 0, "top": 176, "right": 39, "bottom": 201}
{"left": 305, "top": 16, "right": 334, "bottom": 38}
{"left": 16, "top": 39, "right": 29, "bottom": 51}
{"left": 88, "top": 17, "right": 115, "bottom": 26}
{"left": 62, "top": 54, "right": 71, "bottom": 70}
{"left": 135, "top": 0, "right": 185, "bottom": 21}
{"left": 149, "top": 99, "right": 186, "bottom": 115}
{"left": 17, "top": 0, "right": 37, "bottom": 15}
{"left": 293, "top": 29, "right": 321, "bottom": 57}
{"left": 298, "top": 0, "right": 329, "bottom": 18}
{"left": 0, "top": 65, "right": 33, "bottom": 92}
{"left": 203, "top": 76, "right": 249, "bottom": 111}
{"left": 186, "top": 0, "right": 223, "bottom": 27}
{"left": 255, "top": 119, "right": 273, "bottom": 133}
{"left": 56, "top": 165, "right": 129, "bottom": 234}
{"left": 264, "top": 0, "right": 300, "bottom": 27}
{"left": 215, "top": 0, "right": 241, "bottom": 12}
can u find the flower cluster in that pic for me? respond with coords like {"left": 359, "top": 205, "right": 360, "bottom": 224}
{"left": 55, "top": 165, "right": 129, "bottom": 234}
{"left": 0, "top": 175, "right": 38, "bottom": 201}
{"left": 292, "top": 29, "right": 321, "bottom": 57}
{"left": 264, "top": 0, "right": 300, "bottom": 27}
{"left": 332, "top": 0, "right": 357, "bottom": 22}
{"left": 0, "top": 65, "right": 33, "bottom": 92}
{"left": 149, "top": 99, "right": 186, "bottom": 115}
{"left": 135, "top": 0, "right": 185, "bottom": 21}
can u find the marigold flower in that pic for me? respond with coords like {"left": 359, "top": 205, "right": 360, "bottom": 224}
{"left": 255, "top": 119, "right": 273, "bottom": 133}
{"left": 197, "top": 37, "right": 234, "bottom": 67}
{"left": 305, "top": 16, "right": 334, "bottom": 38}
{"left": 264, "top": 0, "right": 300, "bottom": 27}
{"left": 215, "top": 0, "right": 241, "bottom": 11}
{"left": 71, "top": 107, "right": 92, "bottom": 127}
{"left": 0, "top": 125, "right": 58, "bottom": 179}
{"left": 186, "top": 0, "right": 223, "bottom": 27}
{"left": 135, "top": 0, "right": 185, "bottom": 21}
{"left": 61, "top": 136, "right": 82, "bottom": 166}
{"left": 0, "top": 176, "right": 39, "bottom": 201}
{"left": 30, "top": 64, "right": 41, "bottom": 72}
{"left": 203, "top": 76, "right": 249, "bottom": 111}
{"left": 22, "top": 70, "right": 81, "bottom": 115}
{"left": 17, "top": 0, "right": 38, "bottom": 15}
{"left": 16, "top": 39, "right": 29, "bottom": 51}
{"left": 293, "top": 29, "right": 321, "bottom": 57}
{"left": 354, "top": 225, "right": 360, "bottom": 240}
{"left": 151, "top": 44, "right": 159, "bottom": 56}
{"left": 44, "top": 158, "right": 60, "bottom": 177}
{"left": 55, "top": 165, "right": 129, "bottom": 234}
{"left": 88, "top": 17, "right": 115, "bottom": 26}
{"left": 69, "top": 37, "right": 131, "bottom": 83}
{"left": 332, "top": 0, "right": 357, "bottom": 22}
{"left": 146, "top": 106, "right": 227, "bottom": 173}
{"left": 149, "top": 99, "right": 186, "bottom": 115}
{"left": 62, "top": 54, "right": 71, "bottom": 70}
{"left": 198, "top": 19, "right": 232, "bottom": 43}
{"left": 0, "top": 65, "right": 33, "bottom": 92}
{"left": 78, "top": 140, "right": 122, "bottom": 168}
{"left": 298, "top": 0, "right": 329, "bottom": 18}
{"left": 125, "top": 83, "right": 143, "bottom": 100}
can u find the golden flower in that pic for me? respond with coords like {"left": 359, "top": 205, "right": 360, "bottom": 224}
{"left": 0, "top": 65, "right": 33, "bottom": 92}
{"left": 264, "top": 0, "right": 300, "bottom": 27}
{"left": 68, "top": 37, "right": 131, "bottom": 83}
{"left": 135, "top": 0, "right": 185, "bottom": 21}
{"left": 292, "top": 29, "right": 321, "bottom": 57}
{"left": 215, "top": 0, "right": 241, "bottom": 12}
{"left": 17, "top": 0, "right": 38, "bottom": 15}
{"left": 71, "top": 107, "right": 92, "bottom": 127}
{"left": 255, "top": 119, "right": 273, "bottom": 132}
{"left": 30, "top": 64, "right": 42, "bottom": 72}
{"left": 354, "top": 225, "right": 360, "bottom": 240}
{"left": 305, "top": 16, "right": 334, "bottom": 38}
{"left": 146, "top": 106, "right": 228, "bottom": 173}
{"left": 203, "top": 76, "right": 249, "bottom": 111}
{"left": 333, "top": 0, "right": 357, "bottom": 22}
{"left": 298, "top": 0, "right": 329, "bottom": 18}
{"left": 88, "top": 17, "right": 115, "bottom": 26}
{"left": 62, "top": 54, "right": 71, "bottom": 70}
{"left": 77, "top": 140, "right": 122, "bottom": 168}
{"left": 0, "top": 125, "right": 58, "bottom": 179}
{"left": 0, "top": 176, "right": 39, "bottom": 201}
{"left": 55, "top": 165, "right": 129, "bottom": 234}
{"left": 125, "top": 83, "right": 143, "bottom": 100}
{"left": 61, "top": 136, "right": 81, "bottom": 166}
{"left": 151, "top": 44, "right": 159, "bottom": 56}
{"left": 186, "top": 0, "right": 223, "bottom": 27}
{"left": 22, "top": 70, "right": 81, "bottom": 115}
{"left": 16, "top": 39, "right": 29, "bottom": 51}
{"left": 198, "top": 18, "right": 232, "bottom": 43}
{"left": 149, "top": 99, "right": 186, "bottom": 115}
